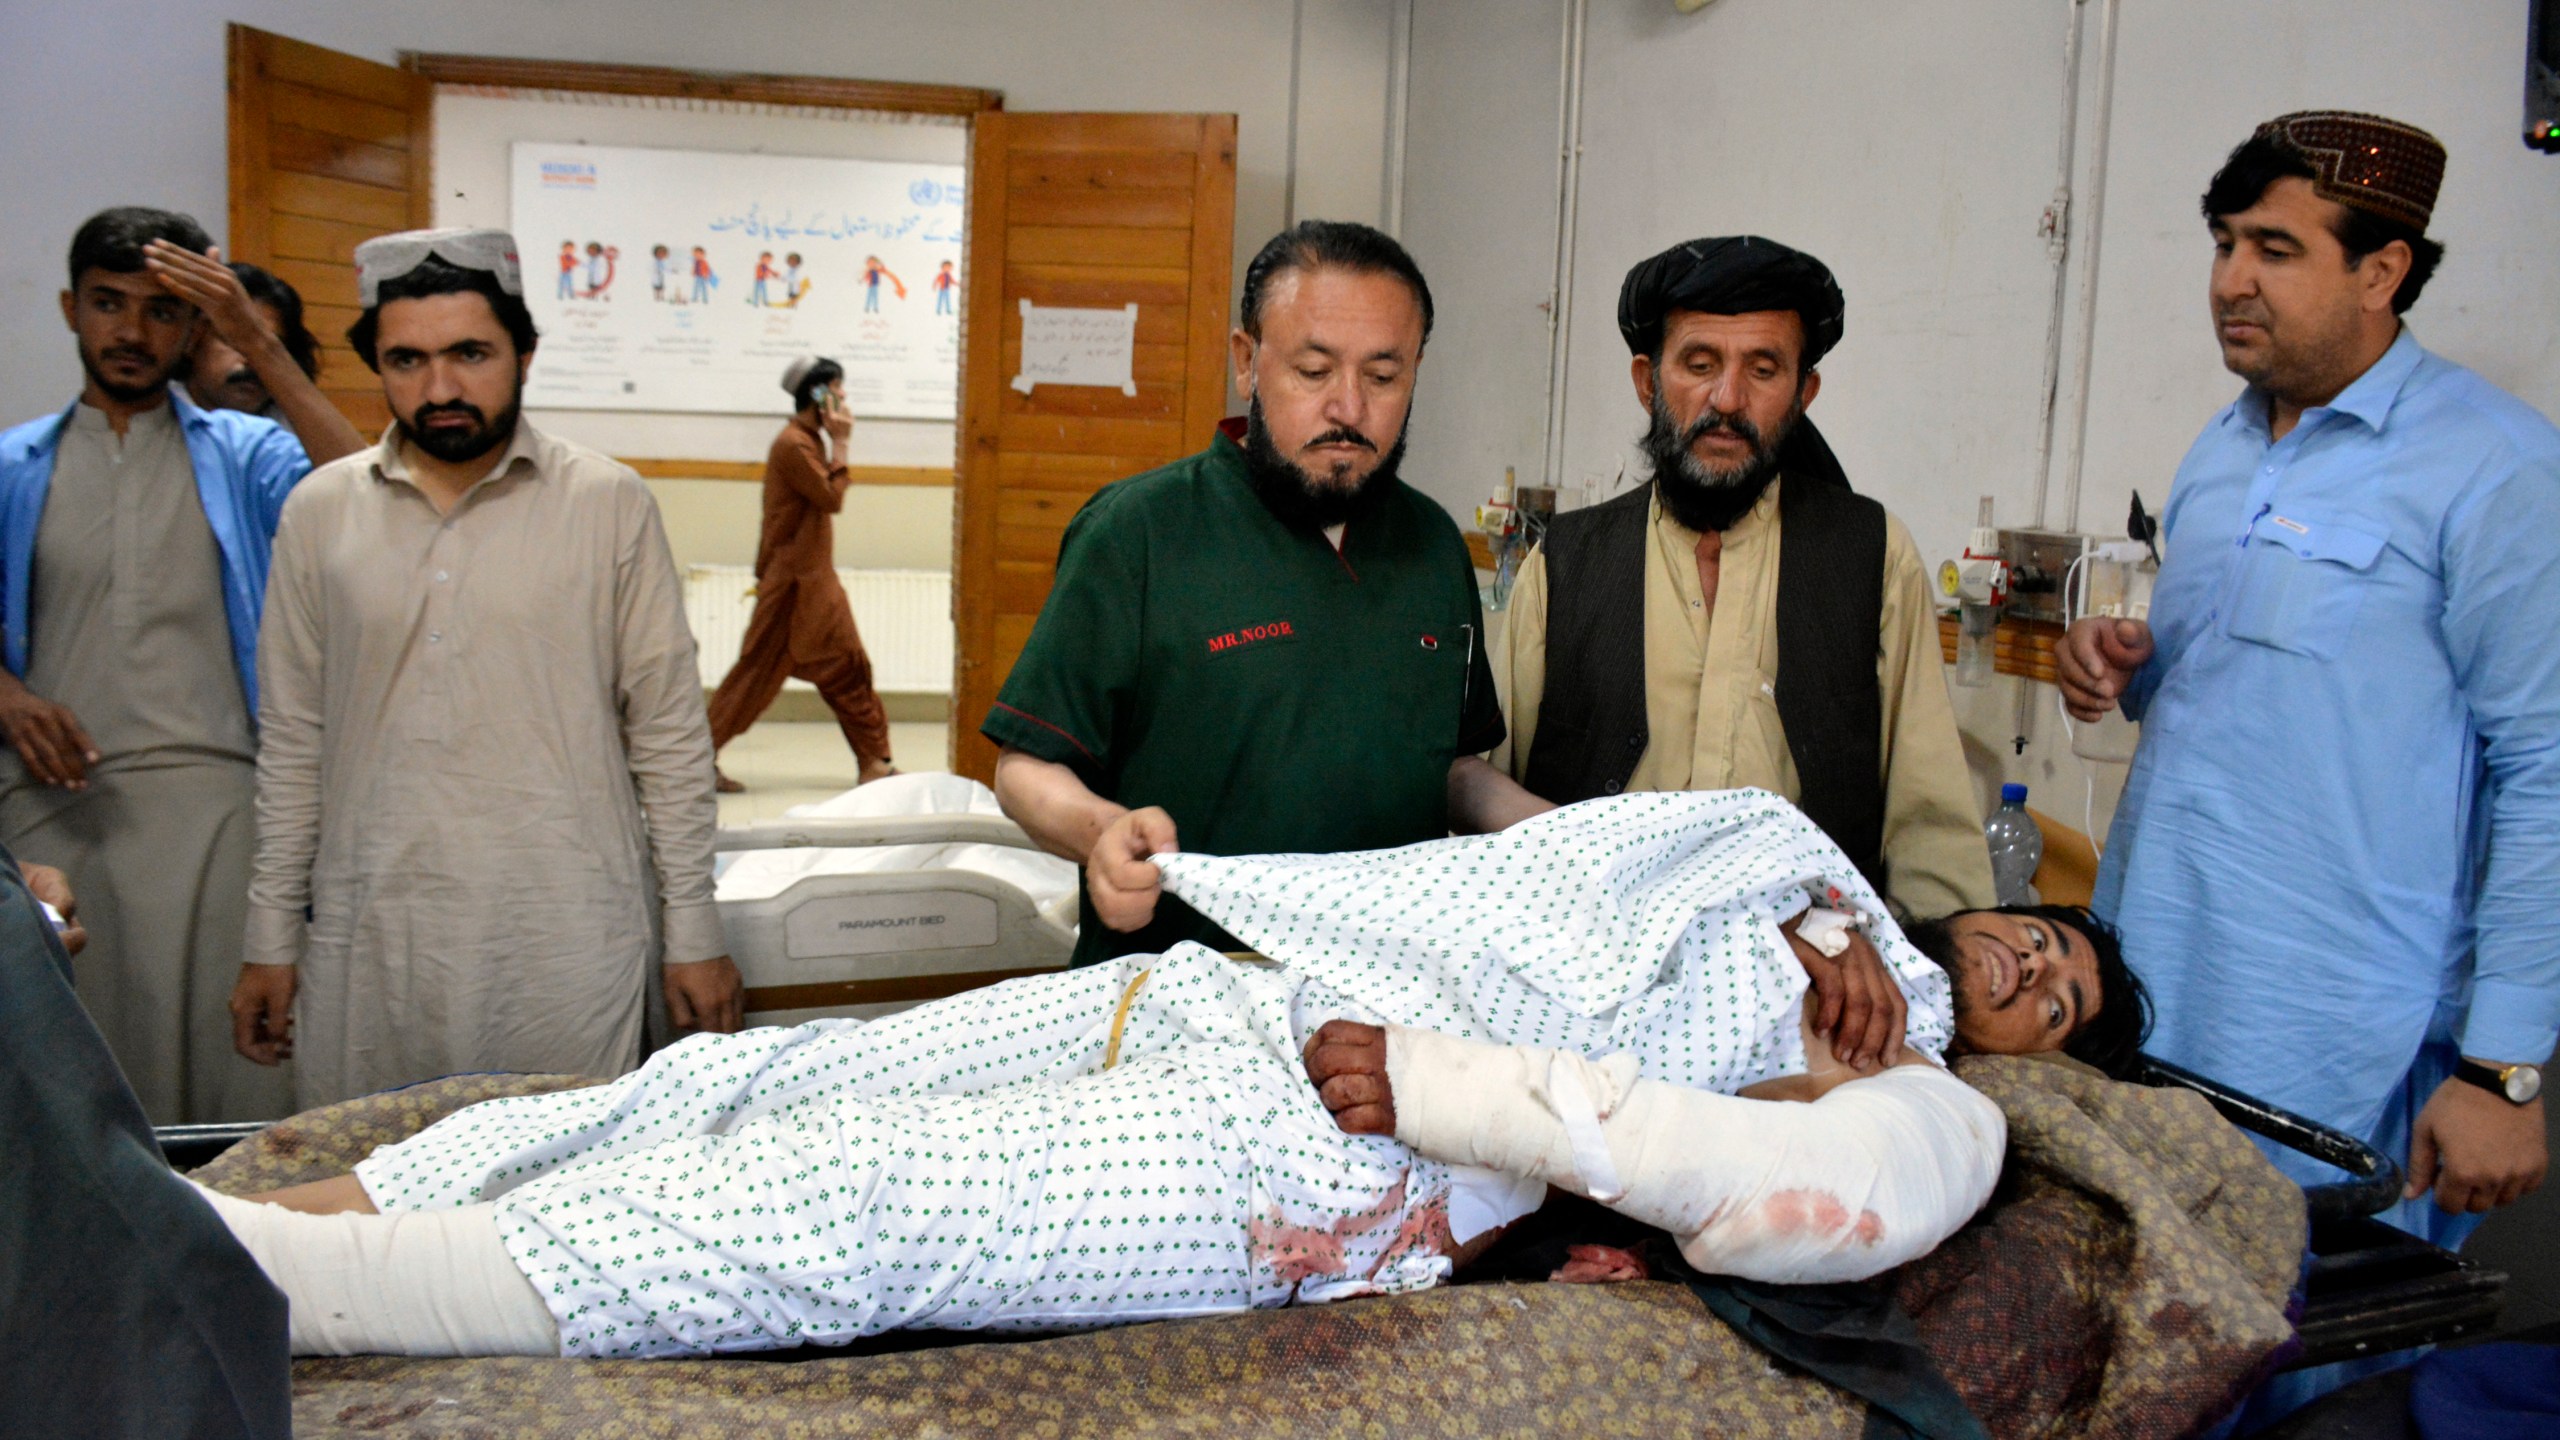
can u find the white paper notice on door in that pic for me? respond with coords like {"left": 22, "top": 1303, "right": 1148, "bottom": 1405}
{"left": 1012, "top": 300, "right": 1139, "bottom": 395}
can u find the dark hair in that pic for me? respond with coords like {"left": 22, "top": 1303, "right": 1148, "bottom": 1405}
{"left": 1238, "top": 220, "right": 1434, "bottom": 344}
{"left": 346, "top": 255, "right": 540, "bottom": 372}
{"left": 68, "top": 206, "right": 212, "bottom": 288}
{"left": 2202, "top": 135, "right": 2445, "bottom": 314}
{"left": 790, "top": 358, "right": 845, "bottom": 413}
{"left": 1986, "top": 903, "right": 2151, "bottom": 1080}
{"left": 230, "top": 262, "right": 321, "bottom": 380}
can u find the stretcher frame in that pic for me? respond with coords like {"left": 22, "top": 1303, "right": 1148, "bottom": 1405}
{"left": 2131, "top": 1055, "right": 2508, "bottom": 1368}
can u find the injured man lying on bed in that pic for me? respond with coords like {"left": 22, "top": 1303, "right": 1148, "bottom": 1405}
{"left": 189, "top": 789, "right": 2147, "bottom": 1360}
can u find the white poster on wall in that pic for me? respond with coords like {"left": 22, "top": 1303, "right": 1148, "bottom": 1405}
{"left": 1011, "top": 301, "right": 1139, "bottom": 395}
{"left": 510, "top": 141, "right": 965, "bottom": 418}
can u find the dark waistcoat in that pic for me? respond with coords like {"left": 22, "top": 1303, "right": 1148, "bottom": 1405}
{"left": 1522, "top": 471, "right": 1888, "bottom": 889}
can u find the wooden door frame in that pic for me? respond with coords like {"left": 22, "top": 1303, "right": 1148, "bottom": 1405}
{"left": 401, "top": 53, "right": 1002, "bottom": 117}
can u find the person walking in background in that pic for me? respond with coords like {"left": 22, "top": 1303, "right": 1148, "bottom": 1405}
{"left": 706, "top": 356, "right": 895, "bottom": 793}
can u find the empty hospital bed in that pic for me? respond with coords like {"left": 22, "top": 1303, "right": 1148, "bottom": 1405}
{"left": 710, "top": 774, "right": 1079, "bottom": 1027}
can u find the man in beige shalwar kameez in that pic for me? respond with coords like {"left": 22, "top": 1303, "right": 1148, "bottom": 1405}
{"left": 231, "top": 229, "right": 744, "bottom": 1108}
{"left": 0, "top": 207, "right": 326, "bottom": 1124}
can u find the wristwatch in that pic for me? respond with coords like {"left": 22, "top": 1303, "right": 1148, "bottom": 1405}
{"left": 2455, "top": 1059, "right": 2544, "bottom": 1105}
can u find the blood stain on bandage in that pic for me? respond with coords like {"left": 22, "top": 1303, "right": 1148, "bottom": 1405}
{"left": 1851, "top": 1210, "right": 1886, "bottom": 1247}
{"left": 1761, "top": 1188, "right": 1852, "bottom": 1237}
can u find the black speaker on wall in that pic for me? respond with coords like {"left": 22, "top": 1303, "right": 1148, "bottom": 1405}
{"left": 2531, "top": 0, "right": 2560, "bottom": 152}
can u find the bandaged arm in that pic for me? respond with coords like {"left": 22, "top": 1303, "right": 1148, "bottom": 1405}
{"left": 1384, "top": 1028, "right": 2005, "bottom": 1284}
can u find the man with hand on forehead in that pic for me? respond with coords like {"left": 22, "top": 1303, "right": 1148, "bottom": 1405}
{"left": 984, "top": 221, "right": 1508, "bottom": 970}
{"left": 174, "top": 255, "right": 366, "bottom": 465}
{"left": 2061, "top": 113, "right": 2560, "bottom": 1257}
{"left": 233, "top": 227, "right": 742, "bottom": 1108}
{"left": 0, "top": 207, "right": 316, "bottom": 1123}
{"left": 1488, "top": 238, "right": 1994, "bottom": 932}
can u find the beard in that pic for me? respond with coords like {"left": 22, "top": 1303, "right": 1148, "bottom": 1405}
{"left": 79, "top": 338, "right": 183, "bottom": 407}
{"left": 398, "top": 392, "right": 523, "bottom": 465}
{"left": 1902, "top": 917, "right": 1976, "bottom": 1050}
{"left": 1239, "top": 394, "right": 1406, "bottom": 532}
{"left": 1640, "top": 384, "right": 1801, "bottom": 534}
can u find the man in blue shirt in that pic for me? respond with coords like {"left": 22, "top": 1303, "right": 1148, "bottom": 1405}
{"left": 2061, "top": 114, "right": 2560, "bottom": 1255}
{"left": 0, "top": 208, "right": 314, "bottom": 1123}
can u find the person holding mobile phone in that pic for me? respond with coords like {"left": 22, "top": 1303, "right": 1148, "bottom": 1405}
{"left": 705, "top": 356, "right": 894, "bottom": 792}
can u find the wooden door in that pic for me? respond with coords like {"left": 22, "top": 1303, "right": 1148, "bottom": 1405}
{"left": 227, "top": 24, "right": 435, "bottom": 436}
{"left": 951, "top": 113, "right": 1238, "bottom": 782}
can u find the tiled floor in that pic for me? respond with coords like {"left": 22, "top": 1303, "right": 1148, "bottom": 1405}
{"left": 714, "top": 719, "right": 952, "bottom": 826}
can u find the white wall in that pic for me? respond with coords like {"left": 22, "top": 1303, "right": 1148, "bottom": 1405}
{"left": 432, "top": 90, "right": 970, "bottom": 571}
{"left": 0, "top": 0, "right": 1404, "bottom": 429}
{"left": 1397, "top": 0, "right": 1566, "bottom": 510}
{"left": 1400, "top": 0, "right": 2560, "bottom": 839}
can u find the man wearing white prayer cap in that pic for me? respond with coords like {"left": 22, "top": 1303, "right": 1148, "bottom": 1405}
{"left": 230, "top": 226, "right": 745, "bottom": 1107}
{"left": 701, "top": 354, "right": 894, "bottom": 793}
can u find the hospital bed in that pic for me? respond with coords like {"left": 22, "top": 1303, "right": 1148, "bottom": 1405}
{"left": 708, "top": 775, "right": 1080, "bottom": 1027}
{"left": 149, "top": 794, "right": 2505, "bottom": 1433}
{"left": 157, "top": 1044, "right": 2509, "bottom": 1438}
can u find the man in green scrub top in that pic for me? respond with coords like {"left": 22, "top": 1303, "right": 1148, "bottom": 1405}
{"left": 987, "top": 222, "right": 1529, "bottom": 967}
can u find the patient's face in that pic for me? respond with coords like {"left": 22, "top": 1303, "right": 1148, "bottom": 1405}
{"left": 1915, "top": 911, "right": 2101, "bottom": 1057}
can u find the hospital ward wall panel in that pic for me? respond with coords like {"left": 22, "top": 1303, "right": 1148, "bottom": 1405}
{"left": 1398, "top": 0, "right": 2560, "bottom": 847}
{"left": 0, "top": 0, "right": 1388, "bottom": 473}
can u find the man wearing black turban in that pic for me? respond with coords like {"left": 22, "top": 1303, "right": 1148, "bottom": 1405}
{"left": 1489, "top": 236, "right": 1993, "bottom": 923}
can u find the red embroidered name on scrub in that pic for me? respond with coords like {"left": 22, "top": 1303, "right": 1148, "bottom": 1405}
{"left": 1206, "top": 620, "right": 1296, "bottom": 656}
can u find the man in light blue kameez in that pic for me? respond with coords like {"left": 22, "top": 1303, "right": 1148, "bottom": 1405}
{"left": 2062, "top": 112, "right": 2560, "bottom": 1259}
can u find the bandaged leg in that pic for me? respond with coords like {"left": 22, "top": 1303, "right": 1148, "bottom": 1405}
{"left": 187, "top": 1180, "right": 558, "bottom": 1356}
{"left": 1383, "top": 1029, "right": 2004, "bottom": 1283}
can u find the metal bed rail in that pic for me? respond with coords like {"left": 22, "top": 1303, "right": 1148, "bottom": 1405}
{"left": 2131, "top": 1053, "right": 2508, "bottom": 1368}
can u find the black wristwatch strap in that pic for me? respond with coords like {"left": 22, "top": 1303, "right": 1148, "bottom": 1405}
{"left": 2455, "top": 1059, "right": 2536, "bottom": 1104}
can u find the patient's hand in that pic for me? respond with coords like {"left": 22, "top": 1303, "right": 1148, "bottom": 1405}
{"left": 1305, "top": 1018, "right": 1394, "bottom": 1135}
{"left": 1783, "top": 915, "right": 1905, "bottom": 1071}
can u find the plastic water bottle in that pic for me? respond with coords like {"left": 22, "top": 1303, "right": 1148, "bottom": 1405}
{"left": 1984, "top": 783, "right": 2042, "bottom": 906}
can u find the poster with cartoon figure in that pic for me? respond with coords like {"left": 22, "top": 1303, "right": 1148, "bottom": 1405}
{"left": 512, "top": 143, "right": 964, "bottom": 417}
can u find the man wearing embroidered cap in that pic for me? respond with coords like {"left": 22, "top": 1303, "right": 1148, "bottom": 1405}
{"left": 1489, "top": 236, "right": 1994, "bottom": 950}
{"left": 702, "top": 355, "right": 894, "bottom": 791}
{"left": 2061, "top": 116, "right": 2560, "bottom": 1267}
{"left": 231, "top": 226, "right": 744, "bottom": 1107}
